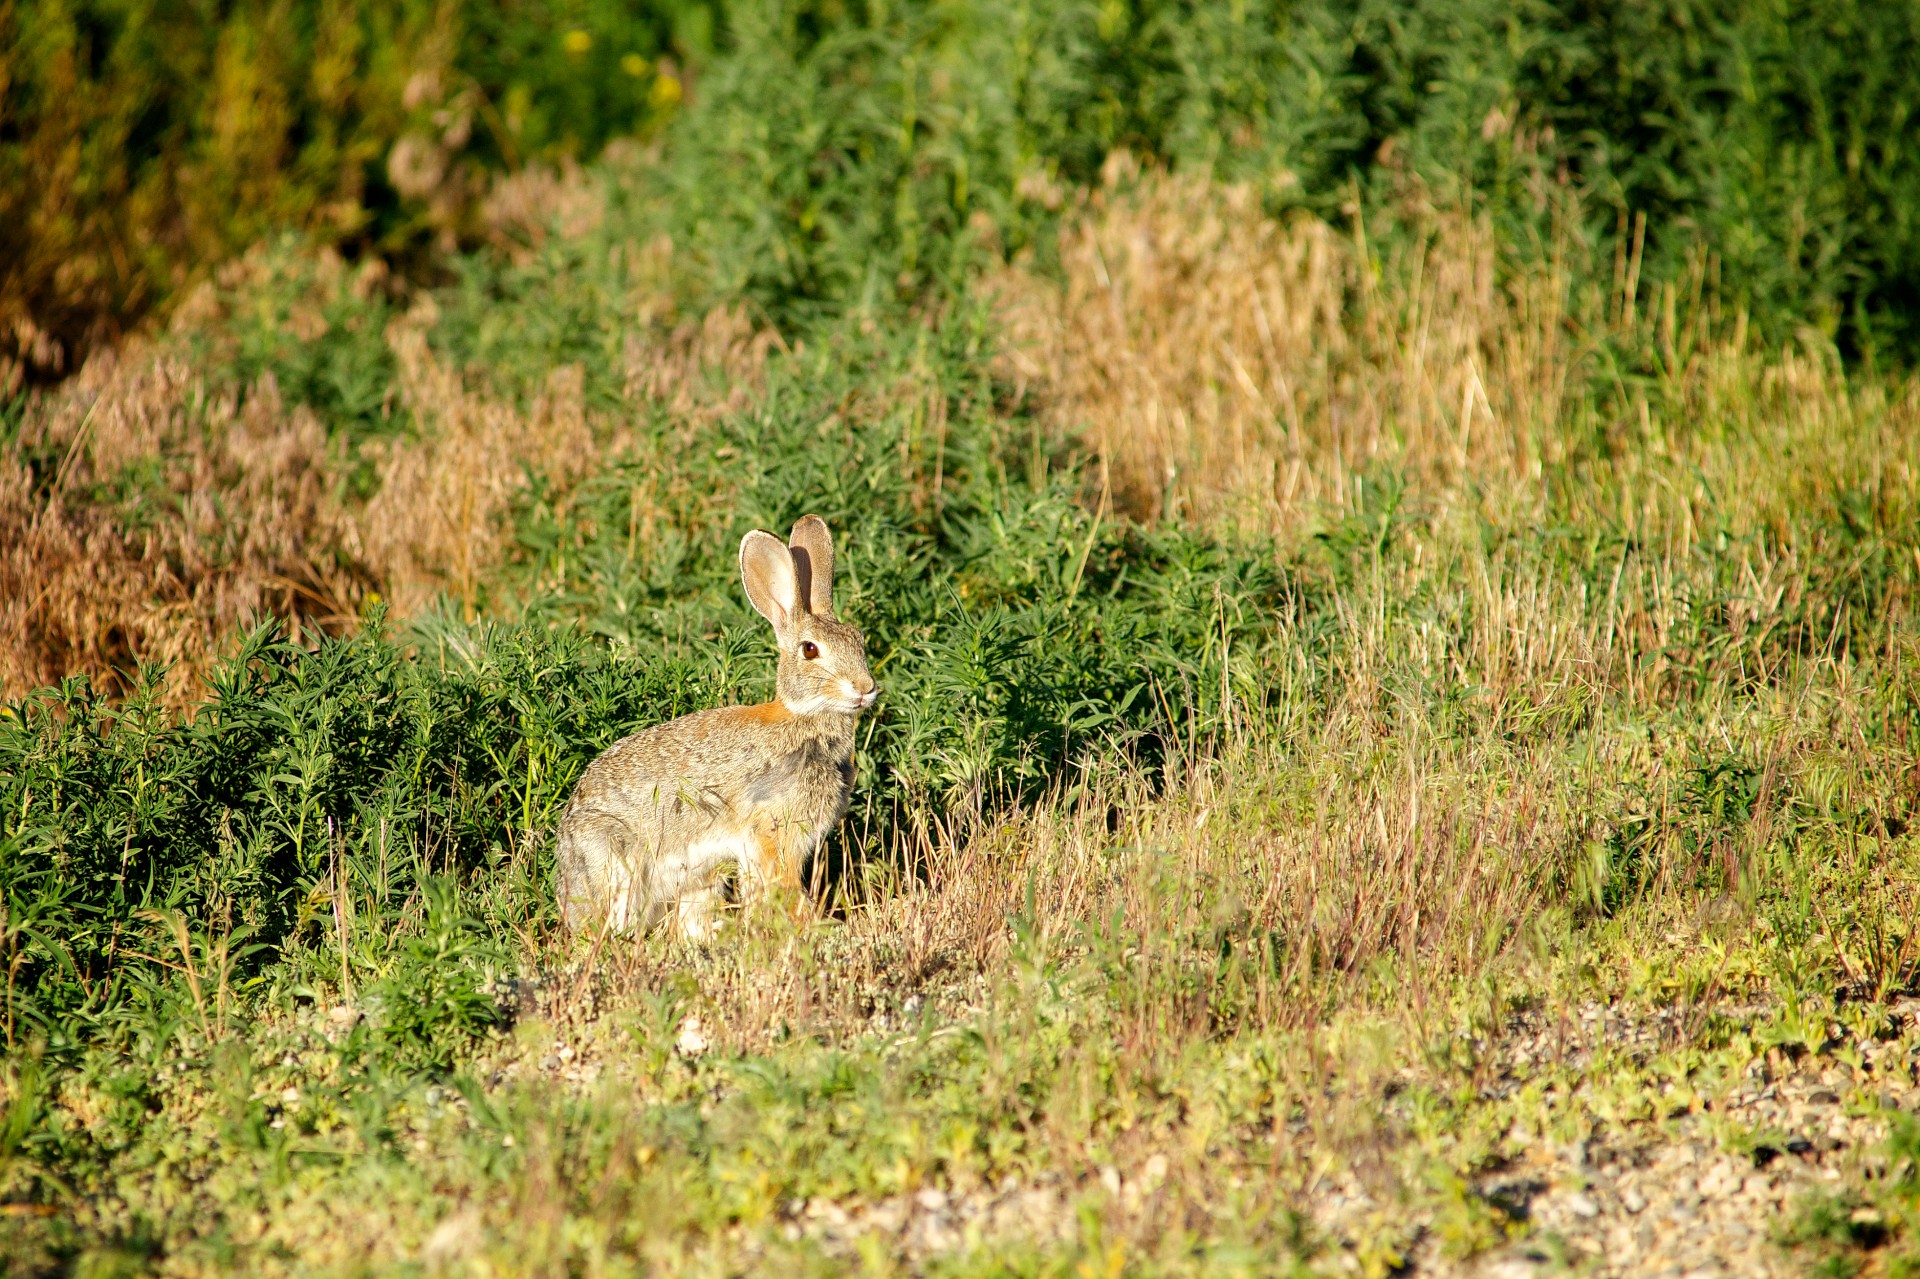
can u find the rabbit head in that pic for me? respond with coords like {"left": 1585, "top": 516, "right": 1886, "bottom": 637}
{"left": 739, "top": 515, "right": 877, "bottom": 715}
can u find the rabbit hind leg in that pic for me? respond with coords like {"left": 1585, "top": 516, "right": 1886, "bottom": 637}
{"left": 557, "top": 812, "right": 647, "bottom": 936}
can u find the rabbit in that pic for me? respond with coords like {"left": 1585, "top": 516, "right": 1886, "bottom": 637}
{"left": 554, "top": 515, "right": 878, "bottom": 940}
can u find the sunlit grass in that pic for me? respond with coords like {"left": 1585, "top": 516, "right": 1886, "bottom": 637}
{"left": 6, "top": 157, "right": 1920, "bottom": 1274}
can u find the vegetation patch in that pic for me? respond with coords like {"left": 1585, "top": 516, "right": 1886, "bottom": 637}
{"left": 7, "top": 5, "right": 1920, "bottom": 1273}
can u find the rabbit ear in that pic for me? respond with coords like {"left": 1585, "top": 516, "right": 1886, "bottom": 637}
{"left": 740, "top": 530, "right": 801, "bottom": 632}
{"left": 787, "top": 515, "right": 836, "bottom": 618}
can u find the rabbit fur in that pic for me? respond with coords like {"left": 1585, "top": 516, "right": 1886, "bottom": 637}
{"left": 554, "top": 516, "right": 878, "bottom": 939}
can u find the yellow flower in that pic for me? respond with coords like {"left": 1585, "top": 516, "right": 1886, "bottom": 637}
{"left": 621, "top": 53, "right": 647, "bottom": 77}
{"left": 650, "top": 72, "right": 682, "bottom": 109}
{"left": 562, "top": 29, "right": 592, "bottom": 55}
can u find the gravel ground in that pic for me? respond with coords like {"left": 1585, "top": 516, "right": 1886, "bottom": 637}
{"left": 473, "top": 974, "right": 1910, "bottom": 1275}
{"left": 1427, "top": 997, "right": 1912, "bottom": 1278}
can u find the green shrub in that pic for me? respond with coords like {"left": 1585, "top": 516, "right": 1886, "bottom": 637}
{"left": 10, "top": 0, "right": 1920, "bottom": 378}
{"left": 648, "top": 0, "right": 1920, "bottom": 353}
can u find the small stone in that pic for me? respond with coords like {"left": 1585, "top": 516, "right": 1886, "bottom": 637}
{"left": 1622, "top": 1188, "right": 1648, "bottom": 1214}
{"left": 865, "top": 1200, "right": 907, "bottom": 1233}
{"left": 675, "top": 1015, "right": 710, "bottom": 1057}
{"left": 1566, "top": 1192, "right": 1600, "bottom": 1219}
{"left": 807, "top": 1198, "right": 850, "bottom": 1228}
{"left": 912, "top": 1215, "right": 961, "bottom": 1251}
{"left": 915, "top": 1186, "right": 948, "bottom": 1212}
{"left": 421, "top": 1209, "right": 481, "bottom": 1264}
{"left": 1809, "top": 1089, "right": 1840, "bottom": 1105}
{"left": 280, "top": 1086, "right": 300, "bottom": 1104}
{"left": 1099, "top": 1166, "right": 1122, "bottom": 1197}
{"left": 1700, "top": 1163, "right": 1741, "bottom": 1197}
{"left": 1555, "top": 1140, "right": 1592, "bottom": 1168}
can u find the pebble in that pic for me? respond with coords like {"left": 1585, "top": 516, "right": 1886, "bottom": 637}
{"left": 675, "top": 1015, "right": 710, "bottom": 1057}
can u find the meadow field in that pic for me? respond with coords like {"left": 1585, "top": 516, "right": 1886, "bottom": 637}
{"left": 7, "top": 2, "right": 1920, "bottom": 1275}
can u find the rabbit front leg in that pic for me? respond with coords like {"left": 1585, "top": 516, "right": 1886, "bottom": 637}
{"left": 674, "top": 883, "right": 729, "bottom": 942}
{"left": 740, "top": 819, "right": 817, "bottom": 924}
{"left": 656, "top": 826, "right": 753, "bottom": 942}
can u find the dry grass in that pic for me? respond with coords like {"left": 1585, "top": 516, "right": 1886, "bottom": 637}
{"left": 988, "top": 167, "right": 1527, "bottom": 528}
{"left": 620, "top": 739, "right": 1573, "bottom": 1056}
{"left": 360, "top": 303, "right": 600, "bottom": 619}
{"left": 360, "top": 294, "right": 774, "bottom": 622}
{"left": 0, "top": 237, "right": 772, "bottom": 701}
{"left": 13, "top": 163, "right": 1913, "bottom": 708}
{"left": 989, "top": 166, "right": 1918, "bottom": 553}
{"left": 0, "top": 346, "right": 366, "bottom": 700}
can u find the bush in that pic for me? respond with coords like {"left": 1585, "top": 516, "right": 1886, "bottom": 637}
{"left": 10, "top": 0, "right": 1920, "bottom": 378}
{"left": 649, "top": 0, "right": 1920, "bottom": 354}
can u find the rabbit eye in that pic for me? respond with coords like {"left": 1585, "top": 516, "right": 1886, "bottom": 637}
{"left": 800, "top": 641, "right": 820, "bottom": 660}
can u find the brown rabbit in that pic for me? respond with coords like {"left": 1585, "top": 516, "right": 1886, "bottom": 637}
{"left": 554, "top": 516, "right": 878, "bottom": 939}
